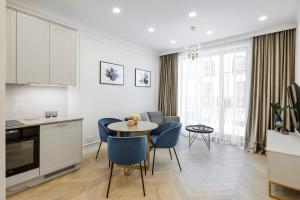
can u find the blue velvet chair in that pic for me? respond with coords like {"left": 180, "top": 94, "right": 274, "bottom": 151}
{"left": 106, "top": 136, "right": 147, "bottom": 198}
{"left": 151, "top": 122, "right": 179, "bottom": 160}
{"left": 150, "top": 123, "right": 182, "bottom": 175}
{"left": 96, "top": 118, "right": 122, "bottom": 159}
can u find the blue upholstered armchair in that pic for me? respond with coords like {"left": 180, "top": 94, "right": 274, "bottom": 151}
{"left": 150, "top": 123, "right": 182, "bottom": 175}
{"left": 106, "top": 136, "right": 147, "bottom": 198}
{"left": 96, "top": 118, "right": 122, "bottom": 159}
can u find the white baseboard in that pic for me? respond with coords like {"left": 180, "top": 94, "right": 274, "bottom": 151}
{"left": 82, "top": 141, "right": 102, "bottom": 156}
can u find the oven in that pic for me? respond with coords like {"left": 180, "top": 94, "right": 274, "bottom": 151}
{"left": 6, "top": 126, "right": 40, "bottom": 177}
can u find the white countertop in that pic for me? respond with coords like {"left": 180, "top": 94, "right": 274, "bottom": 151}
{"left": 6, "top": 116, "right": 83, "bottom": 129}
{"left": 266, "top": 130, "right": 300, "bottom": 157}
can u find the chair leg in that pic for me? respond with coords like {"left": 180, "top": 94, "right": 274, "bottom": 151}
{"left": 169, "top": 148, "right": 173, "bottom": 160}
{"left": 144, "top": 160, "right": 147, "bottom": 176}
{"left": 152, "top": 147, "right": 156, "bottom": 175}
{"left": 140, "top": 162, "right": 146, "bottom": 196}
{"left": 109, "top": 160, "right": 111, "bottom": 168}
{"left": 106, "top": 162, "right": 114, "bottom": 198}
{"left": 96, "top": 141, "right": 102, "bottom": 159}
{"left": 173, "top": 148, "right": 182, "bottom": 171}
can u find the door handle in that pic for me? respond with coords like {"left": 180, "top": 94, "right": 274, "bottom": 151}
{"left": 6, "top": 130, "right": 19, "bottom": 134}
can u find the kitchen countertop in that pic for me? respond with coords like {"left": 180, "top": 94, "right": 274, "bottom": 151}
{"left": 6, "top": 116, "right": 83, "bottom": 130}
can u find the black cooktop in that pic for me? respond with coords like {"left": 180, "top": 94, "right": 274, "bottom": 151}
{"left": 5, "top": 120, "right": 25, "bottom": 128}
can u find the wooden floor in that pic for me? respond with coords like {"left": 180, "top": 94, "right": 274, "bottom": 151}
{"left": 7, "top": 136, "right": 300, "bottom": 200}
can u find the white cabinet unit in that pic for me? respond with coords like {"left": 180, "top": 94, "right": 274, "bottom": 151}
{"left": 6, "top": 8, "right": 17, "bottom": 83}
{"left": 50, "top": 24, "right": 76, "bottom": 86}
{"left": 6, "top": 8, "right": 77, "bottom": 86}
{"left": 40, "top": 120, "right": 82, "bottom": 176}
{"left": 266, "top": 130, "right": 300, "bottom": 198}
{"left": 17, "top": 12, "right": 50, "bottom": 85}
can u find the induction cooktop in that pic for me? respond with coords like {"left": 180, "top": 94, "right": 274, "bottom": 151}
{"left": 5, "top": 120, "right": 25, "bottom": 128}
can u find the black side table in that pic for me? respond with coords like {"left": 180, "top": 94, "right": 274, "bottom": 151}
{"left": 185, "top": 125, "right": 214, "bottom": 150}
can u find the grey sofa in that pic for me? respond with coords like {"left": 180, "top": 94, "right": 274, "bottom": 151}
{"left": 139, "top": 111, "right": 180, "bottom": 124}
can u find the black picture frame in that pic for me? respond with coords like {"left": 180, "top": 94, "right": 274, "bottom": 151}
{"left": 100, "top": 61, "right": 124, "bottom": 85}
{"left": 135, "top": 68, "right": 151, "bottom": 87}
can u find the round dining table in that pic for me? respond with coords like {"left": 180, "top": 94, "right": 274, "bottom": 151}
{"left": 107, "top": 121, "right": 158, "bottom": 175}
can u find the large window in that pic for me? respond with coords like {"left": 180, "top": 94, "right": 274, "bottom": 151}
{"left": 178, "top": 40, "right": 252, "bottom": 147}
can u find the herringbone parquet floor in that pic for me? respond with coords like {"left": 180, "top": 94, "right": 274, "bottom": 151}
{"left": 7, "top": 136, "right": 300, "bottom": 200}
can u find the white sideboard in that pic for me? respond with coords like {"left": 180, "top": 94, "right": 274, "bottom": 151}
{"left": 266, "top": 130, "right": 300, "bottom": 198}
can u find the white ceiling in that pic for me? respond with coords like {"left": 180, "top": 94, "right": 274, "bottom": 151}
{"left": 9, "top": 0, "right": 300, "bottom": 54}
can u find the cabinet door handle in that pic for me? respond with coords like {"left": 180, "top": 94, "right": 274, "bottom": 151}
{"left": 54, "top": 83, "right": 68, "bottom": 87}
{"left": 27, "top": 82, "right": 41, "bottom": 85}
{"left": 56, "top": 123, "right": 68, "bottom": 127}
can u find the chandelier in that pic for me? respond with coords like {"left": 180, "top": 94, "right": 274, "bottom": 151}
{"left": 187, "top": 46, "right": 200, "bottom": 60}
{"left": 186, "top": 26, "right": 200, "bottom": 60}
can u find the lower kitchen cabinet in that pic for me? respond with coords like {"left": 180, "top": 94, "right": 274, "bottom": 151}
{"left": 40, "top": 120, "right": 82, "bottom": 176}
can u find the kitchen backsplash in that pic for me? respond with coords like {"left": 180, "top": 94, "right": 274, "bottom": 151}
{"left": 6, "top": 85, "right": 68, "bottom": 120}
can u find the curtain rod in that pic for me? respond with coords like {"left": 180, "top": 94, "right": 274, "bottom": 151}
{"left": 160, "top": 24, "right": 296, "bottom": 56}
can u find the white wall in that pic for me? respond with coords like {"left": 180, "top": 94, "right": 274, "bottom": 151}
{"left": 0, "top": 0, "right": 6, "bottom": 198}
{"left": 4, "top": 1, "right": 160, "bottom": 148}
{"left": 6, "top": 85, "right": 68, "bottom": 120}
{"left": 296, "top": 19, "right": 300, "bottom": 85}
{"left": 69, "top": 32, "right": 159, "bottom": 146}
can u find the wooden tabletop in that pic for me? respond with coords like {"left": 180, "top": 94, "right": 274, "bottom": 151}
{"left": 107, "top": 121, "right": 158, "bottom": 132}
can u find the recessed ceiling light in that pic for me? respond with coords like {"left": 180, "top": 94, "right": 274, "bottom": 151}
{"left": 170, "top": 40, "right": 177, "bottom": 44}
{"left": 113, "top": 7, "right": 121, "bottom": 14}
{"left": 148, "top": 27, "right": 155, "bottom": 32}
{"left": 189, "top": 12, "right": 197, "bottom": 18}
{"left": 206, "top": 30, "right": 213, "bottom": 35}
{"left": 259, "top": 15, "right": 268, "bottom": 21}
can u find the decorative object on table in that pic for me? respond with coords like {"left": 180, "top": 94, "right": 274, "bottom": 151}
{"left": 100, "top": 61, "right": 124, "bottom": 85}
{"left": 270, "top": 102, "right": 288, "bottom": 132}
{"left": 185, "top": 124, "right": 214, "bottom": 150}
{"left": 51, "top": 111, "right": 58, "bottom": 117}
{"left": 127, "top": 120, "right": 135, "bottom": 127}
{"left": 151, "top": 123, "right": 182, "bottom": 175}
{"left": 106, "top": 136, "right": 147, "bottom": 197}
{"left": 45, "top": 111, "right": 51, "bottom": 118}
{"left": 135, "top": 68, "right": 151, "bottom": 87}
{"left": 127, "top": 114, "right": 140, "bottom": 126}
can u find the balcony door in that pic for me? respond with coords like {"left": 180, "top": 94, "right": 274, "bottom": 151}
{"left": 178, "top": 40, "right": 251, "bottom": 147}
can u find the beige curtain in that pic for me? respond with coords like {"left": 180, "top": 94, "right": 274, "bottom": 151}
{"left": 158, "top": 53, "right": 178, "bottom": 116}
{"left": 245, "top": 29, "right": 296, "bottom": 153}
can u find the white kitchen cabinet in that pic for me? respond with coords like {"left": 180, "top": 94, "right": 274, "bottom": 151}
{"left": 6, "top": 8, "right": 17, "bottom": 84}
{"left": 17, "top": 12, "right": 50, "bottom": 85}
{"left": 40, "top": 120, "right": 82, "bottom": 176}
{"left": 50, "top": 24, "right": 76, "bottom": 86}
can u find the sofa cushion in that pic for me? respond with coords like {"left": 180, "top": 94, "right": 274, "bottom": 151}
{"left": 139, "top": 112, "right": 150, "bottom": 121}
{"left": 148, "top": 111, "right": 165, "bottom": 125}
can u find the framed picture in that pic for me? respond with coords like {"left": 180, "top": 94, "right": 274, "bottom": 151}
{"left": 135, "top": 68, "right": 151, "bottom": 87}
{"left": 100, "top": 61, "right": 124, "bottom": 85}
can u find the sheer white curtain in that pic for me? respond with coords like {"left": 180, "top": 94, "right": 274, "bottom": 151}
{"left": 178, "top": 39, "right": 252, "bottom": 148}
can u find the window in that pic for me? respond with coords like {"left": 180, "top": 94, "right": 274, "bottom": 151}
{"left": 178, "top": 39, "right": 252, "bottom": 147}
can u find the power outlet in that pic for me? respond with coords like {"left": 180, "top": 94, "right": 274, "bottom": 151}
{"left": 85, "top": 136, "right": 94, "bottom": 144}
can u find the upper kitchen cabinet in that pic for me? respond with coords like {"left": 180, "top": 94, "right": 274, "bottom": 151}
{"left": 50, "top": 24, "right": 76, "bottom": 86}
{"left": 17, "top": 12, "right": 50, "bottom": 85}
{"left": 6, "top": 9, "right": 17, "bottom": 84}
